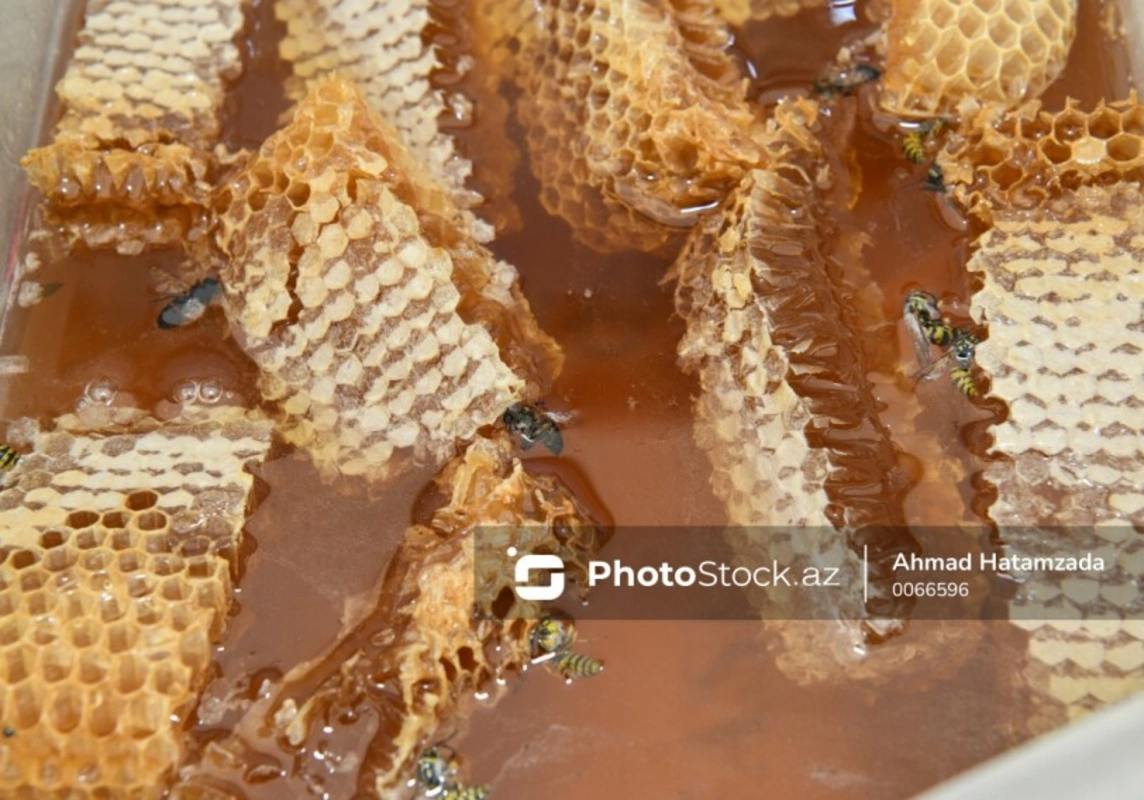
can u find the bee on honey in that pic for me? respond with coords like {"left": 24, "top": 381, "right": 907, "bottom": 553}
{"left": 553, "top": 650, "right": 604, "bottom": 680}
{"left": 901, "top": 119, "right": 945, "bottom": 164}
{"left": 502, "top": 403, "right": 564, "bottom": 455}
{"left": 416, "top": 744, "right": 489, "bottom": 799}
{"left": 813, "top": 63, "right": 881, "bottom": 98}
{"left": 158, "top": 277, "right": 222, "bottom": 329}
{"left": 0, "top": 445, "right": 20, "bottom": 472}
{"left": 948, "top": 328, "right": 981, "bottom": 397}
{"left": 531, "top": 616, "right": 577, "bottom": 656}
{"left": 903, "top": 291, "right": 954, "bottom": 348}
{"left": 923, "top": 162, "right": 946, "bottom": 193}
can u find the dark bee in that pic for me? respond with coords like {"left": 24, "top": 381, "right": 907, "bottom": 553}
{"left": 158, "top": 277, "right": 222, "bottom": 329}
{"left": 553, "top": 651, "right": 604, "bottom": 680}
{"left": 531, "top": 616, "right": 577, "bottom": 656}
{"left": 502, "top": 403, "right": 563, "bottom": 455}
{"left": 901, "top": 119, "right": 945, "bottom": 164}
{"left": 813, "top": 63, "right": 881, "bottom": 98}
{"left": 2, "top": 727, "right": 14, "bottom": 738}
{"left": 0, "top": 445, "right": 20, "bottom": 472}
{"left": 923, "top": 162, "right": 946, "bottom": 193}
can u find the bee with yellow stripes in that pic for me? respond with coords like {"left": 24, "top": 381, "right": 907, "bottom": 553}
{"left": 0, "top": 444, "right": 20, "bottom": 471}
{"left": 416, "top": 744, "right": 489, "bottom": 799}
{"left": 901, "top": 118, "right": 946, "bottom": 164}
{"left": 441, "top": 786, "right": 490, "bottom": 800}
{"left": 553, "top": 651, "right": 604, "bottom": 680}
{"left": 531, "top": 616, "right": 577, "bottom": 656}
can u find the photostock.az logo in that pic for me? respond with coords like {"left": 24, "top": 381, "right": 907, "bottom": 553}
{"left": 509, "top": 546, "right": 565, "bottom": 602}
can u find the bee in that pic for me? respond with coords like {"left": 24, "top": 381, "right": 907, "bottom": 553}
{"left": 813, "top": 63, "right": 881, "bottom": 98}
{"left": 950, "top": 366, "right": 978, "bottom": 397}
{"left": 441, "top": 786, "right": 489, "bottom": 800}
{"left": 2, "top": 727, "right": 13, "bottom": 738}
{"left": 903, "top": 291, "right": 954, "bottom": 349}
{"left": 502, "top": 403, "right": 564, "bottom": 455}
{"left": 553, "top": 651, "right": 604, "bottom": 680}
{"left": 923, "top": 162, "right": 946, "bottom": 193}
{"left": 158, "top": 277, "right": 222, "bottom": 329}
{"left": 901, "top": 119, "right": 945, "bottom": 163}
{"left": 948, "top": 328, "right": 981, "bottom": 397}
{"left": 531, "top": 616, "right": 577, "bottom": 656}
{"left": 0, "top": 445, "right": 20, "bottom": 472}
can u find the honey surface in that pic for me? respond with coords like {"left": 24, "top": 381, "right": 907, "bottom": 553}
{"left": 0, "top": 0, "right": 1135, "bottom": 797}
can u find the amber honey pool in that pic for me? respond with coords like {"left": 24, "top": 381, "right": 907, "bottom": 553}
{"left": 0, "top": 0, "right": 1141, "bottom": 797}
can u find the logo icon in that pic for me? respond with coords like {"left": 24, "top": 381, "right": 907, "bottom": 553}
{"left": 509, "top": 546, "right": 566, "bottom": 601}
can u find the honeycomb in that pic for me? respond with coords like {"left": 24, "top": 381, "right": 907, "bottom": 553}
{"left": 879, "top": 0, "right": 1076, "bottom": 118}
{"left": 712, "top": 0, "right": 826, "bottom": 26}
{"left": 20, "top": 0, "right": 248, "bottom": 255}
{"left": 940, "top": 93, "right": 1144, "bottom": 220}
{"left": 0, "top": 407, "right": 272, "bottom": 797}
{"left": 216, "top": 77, "right": 562, "bottom": 483}
{"left": 475, "top": 0, "right": 763, "bottom": 253}
{"left": 671, "top": 99, "right": 976, "bottom": 685}
{"left": 181, "top": 434, "right": 600, "bottom": 796}
{"left": 970, "top": 183, "right": 1144, "bottom": 734}
{"left": 275, "top": 0, "right": 510, "bottom": 241}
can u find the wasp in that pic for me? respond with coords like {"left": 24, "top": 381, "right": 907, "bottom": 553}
{"left": 502, "top": 403, "right": 564, "bottom": 455}
{"left": 416, "top": 744, "right": 489, "bottom": 799}
{"left": 923, "top": 162, "right": 946, "bottom": 193}
{"left": 0, "top": 445, "right": 20, "bottom": 472}
{"left": 947, "top": 328, "right": 981, "bottom": 397}
{"left": 553, "top": 651, "right": 604, "bottom": 680}
{"left": 903, "top": 291, "right": 954, "bottom": 347}
{"left": 901, "top": 119, "right": 945, "bottom": 164}
{"left": 531, "top": 616, "right": 577, "bottom": 656}
{"left": 813, "top": 63, "right": 881, "bottom": 98}
{"left": 158, "top": 277, "right": 222, "bottom": 329}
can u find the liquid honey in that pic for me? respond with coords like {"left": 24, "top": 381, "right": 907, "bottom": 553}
{"left": 1, "top": 0, "right": 1135, "bottom": 798}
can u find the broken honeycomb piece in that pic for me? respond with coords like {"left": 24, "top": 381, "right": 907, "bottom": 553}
{"left": 671, "top": 99, "right": 976, "bottom": 685}
{"left": 970, "top": 183, "right": 1144, "bottom": 733}
{"left": 217, "top": 77, "right": 562, "bottom": 483}
{"left": 0, "top": 407, "right": 272, "bottom": 797}
{"left": 940, "top": 93, "right": 1144, "bottom": 220}
{"left": 275, "top": 0, "right": 511, "bottom": 240}
{"left": 712, "top": 0, "right": 826, "bottom": 26}
{"left": 880, "top": 0, "right": 1076, "bottom": 118}
{"left": 179, "top": 435, "right": 600, "bottom": 796}
{"left": 477, "top": 0, "right": 763, "bottom": 253}
{"left": 20, "top": 0, "right": 249, "bottom": 255}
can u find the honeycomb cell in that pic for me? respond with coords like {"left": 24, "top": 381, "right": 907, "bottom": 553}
{"left": 880, "top": 0, "right": 1076, "bottom": 117}
{"left": 125, "top": 491, "right": 158, "bottom": 512}
{"left": 134, "top": 511, "right": 168, "bottom": 533}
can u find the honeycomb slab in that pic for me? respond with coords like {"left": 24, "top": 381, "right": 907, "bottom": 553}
{"left": 217, "top": 77, "right": 562, "bottom": 483}
{"left": 970, "top": 183, "right": 1144, "bottom": 733}
{"left": 21, "top": 0, "right": 249, "bottom": 254}
{"left": 0, "top": 407, "right": 272, "bottom": 797}
{"left": 880, "top": 0, "right": 1076, "bottom": 118}
{"left": 476, "top": 0, "right": 762, "bottom": 253}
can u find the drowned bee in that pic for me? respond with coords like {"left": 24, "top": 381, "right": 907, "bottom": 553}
{"left": 158, "top": 277, "right": 222, "bottom": 329}
{"left": 904, "top": 292, "right": 982, "bottom": 398}
{"left": 813, "top": 63, "right": 881, "bottom": 98}
{"left": 901, "top": 119, "right": 946, "bottom": 164}
{"left": 416, "top": 744, "right": 489, "bottom": 799}
{"left": 502, "top": 403, "right": 566, "bottom": 455}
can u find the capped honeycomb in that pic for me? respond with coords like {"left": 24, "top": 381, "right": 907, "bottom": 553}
{"left": 671, "top": 99, "right": 975, "bottom": 685}
{"left": 181, "top": 434, "right": 600, "bottom": 796}
{"left": 475, "top": 0, "right": 763, "bottom": 253}
{"left": 0, "top": 407, "right": 272, "bottom": 797}
{"left": 879, "top": 0, "right": 1076, "bottom": 118}
{"left": 216, "top": 77, "right": 562, "bottom": 483}
{"left": 20, "top": 0, "right": 249, "bottom": 255}
{"left": 940, "top": 93, "right": 1144, "bottom": 220}
{"left": 970, "top": 183, "right": 1144, "bottom": 734}
{"left": 275, "top": 0, "right": 512, "bottom": 241}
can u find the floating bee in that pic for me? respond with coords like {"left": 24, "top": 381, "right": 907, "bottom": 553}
{"left": 158, "top": 277, "right": 222, "bottom": 329}
{"left": 553, "top": 651, "right": 604, "bottom": 680}
{"left": 531, "top": 616, "right": 577, "bottom": 656}
{"left": 0, "top": 445, "right": 20, "bottom": 472}
{"left": 502, "top": 403, "right": 564, "bottom": 455}
{"left": 416, "top": 744, "right": 489, "bottom": 800}
{"left": 813, "top": 63, "right": 881, "bottom": 98}
{"left": 923, "top": 162, "right": 946, "bottom": 193}
{"left": 947, "top": 328, "right": 981, "bottom": 397}
{"left": 903, "top": 291, "right": 954, "bottom": 351}
{"left": 901, "top": 119, "right": 946, "bottom": 164}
